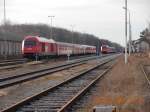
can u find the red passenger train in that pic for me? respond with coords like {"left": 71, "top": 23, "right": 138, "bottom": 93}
{"left": 22, "top": 36, "right": 96, "bottom": 58}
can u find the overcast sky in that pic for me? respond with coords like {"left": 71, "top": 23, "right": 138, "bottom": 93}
{"left": 0, "top": 0, "right": 149, "bottom": 46}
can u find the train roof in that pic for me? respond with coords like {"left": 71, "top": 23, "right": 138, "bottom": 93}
{"left": 24, "top": 36, "right": 96, "bottom": 48}
{"left": 81, "top": 45, "right": 96, "bottom": 48}
{"left": 24, "top": 36, "right": 56, "bottom": 43}
{"left": 37, "top": 37, "right": 55, "bottom": 43}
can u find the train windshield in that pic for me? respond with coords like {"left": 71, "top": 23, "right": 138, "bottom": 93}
{"left": 24, "top": 40, "right": 36, "bottom": 47}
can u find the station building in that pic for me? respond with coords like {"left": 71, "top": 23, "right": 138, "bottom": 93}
{"left": 0, "top": 37, "right": 22, "bottom": 58}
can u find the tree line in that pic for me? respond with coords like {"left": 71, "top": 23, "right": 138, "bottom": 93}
{"left": 0, "top": 23, "right": 123, "bottom": 51}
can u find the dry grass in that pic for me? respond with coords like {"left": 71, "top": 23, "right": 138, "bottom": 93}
{"left": 81, "top": 54, "right": 150, "bottom": 112}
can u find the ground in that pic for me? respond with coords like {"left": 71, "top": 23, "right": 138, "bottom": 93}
{"left": 0, "top": 58, "right": 98, "bottom": 110}
{"left": 0, "top": 54, "right": 150, "bottom": 112}
{"left": 75, "top": 54, "right": 150, "bottom": 112}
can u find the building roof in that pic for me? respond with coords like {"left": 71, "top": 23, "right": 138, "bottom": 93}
{"left": 133, "top": 37, "right": 150, "bottom": 45}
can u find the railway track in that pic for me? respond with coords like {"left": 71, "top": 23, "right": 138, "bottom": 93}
{"left": 0, "top": 62, "right": 85, "bottom": 89}
{"left": 0, "top": 54, "right": 110, "bottom": 89}
{"left": 0, "top": 55, "right": 101, "bottom": 71}
{"left": 0, "top": 54, "right": 114, "bottom": 89}
{"left": 0, "top": 58, "right": 27, "bottom": 67}
{"left": 1, "top": 54, "right": 119, "bottom": 112}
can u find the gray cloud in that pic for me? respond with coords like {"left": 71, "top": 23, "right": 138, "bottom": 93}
{"left": 0, "top": 0, "right": 149, "bottom": 46}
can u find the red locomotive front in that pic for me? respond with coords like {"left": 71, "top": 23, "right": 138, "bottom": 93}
{"left": 22, "top": 36, "right": 40, "bottom": 58}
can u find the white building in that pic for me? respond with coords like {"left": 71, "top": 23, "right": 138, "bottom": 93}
{"left": 132, "top": 38, "right": 150, "bottom": 53}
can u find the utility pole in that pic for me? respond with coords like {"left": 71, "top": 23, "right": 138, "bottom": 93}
{"left": 70, "top": 25, "right": 75, "bottom": 44}
{"left": 125, "top": 0, "right": 128, "bottom": 64}
{"left": 4, "top": 0, "right": 7, "bottom": 59}
{"left": 83, "top": 31, "right": 86, "bottom": 45}
{"left": 148, "top": 22, "right": 150, "bottom": 32}
{"left": 4, "top": 0, "right": 6, "bottom": 23}
{"left": 128, "top": 11, "right": 132, "bottom": 56}
{"left": 48, "top": 16, "right": 55, "bottom": 39}
{"left": 123, "top": 6, "right": 132, "bottom": 56}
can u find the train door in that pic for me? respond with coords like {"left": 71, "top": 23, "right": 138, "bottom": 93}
{"left": 42, "top": 43, "right": 45, "bottom": 52}
{"left": 56, "top": 44, "right": 59, "bottom": 55}
{"left": 0, "top": 41, "right": 1, "bottom": 56}
{"left": 45, "top": 44, "right": 48, "bottom": 53}
{"left": 51, "top": 43, "right": 54, "bottom": 53}
{"left": 50, "top": 43, "right": 56, "bottom": 55}
{"left": 55, "top": 44, "right": 57, "bottom": 54}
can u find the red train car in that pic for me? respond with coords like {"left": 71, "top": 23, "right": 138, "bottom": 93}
{"left": 101, "top": 45, "right": 115, "bottom": 54}
{"left": 22, "top": 36, "right": 96, "bottom": 58}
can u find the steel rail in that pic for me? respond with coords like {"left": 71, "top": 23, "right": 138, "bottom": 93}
{"left": 0, "top": 54, "right": 101, "bottom": 82}
{"left": 140, "top": 64, "right": 150, "bottom": 85}
{"left": 0, "top": 62, "right": 85, "bottom": 89}
{"left": 0, "top": 54, "right": 113, "bottom": 89}
{"left": 1, "top": 55, "right": 117, "bottom": 112}
{"left": 0, "top": 58, "right": 27, "bottom": 63}
{"left": 0, "top": 59, "right": 27, "bottom": 67}
{"left": 0, "top": 55, "right": 96, "bottom": 70}
{"left": 0, "top": 64, "right": 22, "bottom": 71}
{"left": 0, "top": 54, "right": 110, "bottom": 70}
{"left": 58, "top": 65, "right": 113, "bottom": 112}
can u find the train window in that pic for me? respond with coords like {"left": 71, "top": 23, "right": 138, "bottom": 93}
{"left": 24, "top": 40, "right": 36, "bottom": 47}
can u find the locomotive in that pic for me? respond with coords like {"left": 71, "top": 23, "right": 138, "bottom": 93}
{"left": 101, "top": 45, "right": 116, "bottom": 54}
{"left": 22, "top": 36, "right": 96, "bottom": 59}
